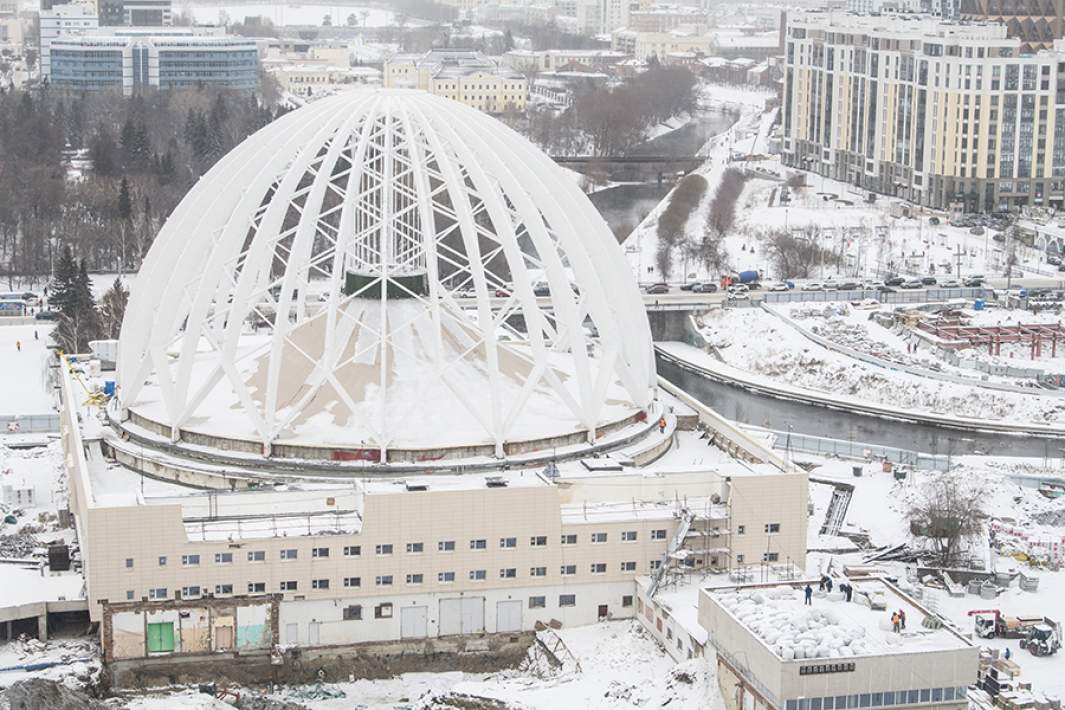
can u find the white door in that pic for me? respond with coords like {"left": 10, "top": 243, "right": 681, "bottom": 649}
{"left": 307, "top": 621, "right": 320, "bottom": 646}
{"left": 285, "top": 623, "right": 298, "bottom": 645}
{"left": 401, "top": 606, "right": 428, "bottom": 639}
{"left": 439, "top": 597, "right": 484, "bottom": 635}
{"left": 496, "top": 600, "right": 522, "bottom": 633}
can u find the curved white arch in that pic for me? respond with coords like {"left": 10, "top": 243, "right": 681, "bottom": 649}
{"left": 118, "top": 89, "right": 656, "bottom": 458}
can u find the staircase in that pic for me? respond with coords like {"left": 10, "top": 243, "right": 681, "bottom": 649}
{"left": 649, "top": 509, "right": 695, "bottom": 597}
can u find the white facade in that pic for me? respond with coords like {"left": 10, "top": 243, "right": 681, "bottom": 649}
{"left": 38, "top": 2, "right": 98, "bottom": 80}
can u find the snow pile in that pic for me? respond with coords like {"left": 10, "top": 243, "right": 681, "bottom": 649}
{"left": 717, "top": 587, "right": 879, "bottom": 659}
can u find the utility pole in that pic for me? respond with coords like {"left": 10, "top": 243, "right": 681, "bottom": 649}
{"left": 955, "top": 243, "right": 964, "bottom": 278}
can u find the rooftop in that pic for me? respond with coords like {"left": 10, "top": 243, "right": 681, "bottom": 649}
{"left": 707, "top": 578, "right": 973, "bottom": 658}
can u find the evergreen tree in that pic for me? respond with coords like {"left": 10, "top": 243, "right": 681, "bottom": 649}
{"left": 117, "top": 176, "right": 133, "bottom": 222}
{"left": 99, "top": 276, "right": 128, "bottom": 339}
{"left": 49, "top": 244, "right": 79, "bottom": 315}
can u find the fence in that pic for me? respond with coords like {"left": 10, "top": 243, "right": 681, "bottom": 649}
{"left": 0, "top": 413, "right": 60, "bottom": 434}
{"left": 759, "top": 428, "right": 950, "bottom": 470}
{"left": 762, "top": 287, "right": 988, "bottom": 305}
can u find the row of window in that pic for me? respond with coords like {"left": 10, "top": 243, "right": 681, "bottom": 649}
{"left": 136, "top": 560, "right": 659, "bottom": 600}
{"left": 785, "top": 687, "right": 968, "bottom": 710}
{"left": 125, "top": 531, "right": 674, "bottom": 569}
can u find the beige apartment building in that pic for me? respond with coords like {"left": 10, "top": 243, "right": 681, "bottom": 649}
{"left": 611, "top": 25, "right": 715, "bottom": 62}
{"left": 384, "top": 49, "right": 528, "bottom": 113}
{"left": 783, "top": 11, "right": 1065, "bottom": 211}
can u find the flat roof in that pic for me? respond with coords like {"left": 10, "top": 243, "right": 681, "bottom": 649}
{"left": 706, "top": 579, "right": 972, "bottom": 659}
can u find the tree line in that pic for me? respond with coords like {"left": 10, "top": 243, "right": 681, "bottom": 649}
{"left": 0, "top": 83, "right": 283, "bottom": 288}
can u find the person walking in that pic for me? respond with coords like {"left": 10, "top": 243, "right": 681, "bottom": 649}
{"left": 15, "top": 340, "right": 20, "bottom": 352}
{"left": 658, "top": 416, "right": 667, "bottom": 434}
{"left": 818, "top": 577, "right": 826, "bottom": 591}
{"left": 826, "top": 578, "right": 834, "bottom": 593}
{"left": 1004, "top": 647, "right": 1012, "bottom": 661}
{"left": 891, "top": 612, "right": 900, "bottom": 633}
{"left": 33, "top": 329, "right": 38, "bottom": 340}
{"left": 899, "top": 609, "right": 907, "bottom": 630}
{"left": 804, "top": 584, "right": 813, "bottom": 606}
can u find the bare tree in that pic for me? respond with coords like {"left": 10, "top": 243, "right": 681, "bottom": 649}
{"left": 763, "top": 227, "right": 840, "bottom": 279}
{"left": 706, "top": 168, "right": 748, "bottom": 237}
{"left": 907, "top": 473, "right": 986, "bottom": 567}
{"left": 655, "top": 174, "right": 708, "bottom": 279}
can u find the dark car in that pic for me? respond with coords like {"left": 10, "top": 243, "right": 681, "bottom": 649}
{"left": 929, "top": 216, "right": 941, "bottom": 225}
{"left": 885, "top": 276, "right": 905, "bottom": 287}
{"left": 645, "top": 282, "right": 670, "bottom": 295}
{"left": 692, "top": 282, "right": 718, "bottom": 293}
{"left": 838, "top": 281, "right": 861, "bottom": 290}
{"left": 963, "top": 276, "right": 986, "bottom": 287}
{"left": 679, "top": 282, "right": 697, "bottom": 291}
{"left": 35, "top": 310, "right": 58, "bottom": 321}
{"left": 920, "top": 276, "right": 938, "bottom": 286}
{"left": 877, "top": 285, "right": 897, "bottom": 293}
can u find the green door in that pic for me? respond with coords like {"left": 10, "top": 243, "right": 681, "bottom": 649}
{"left": 146, "top": 622, "right": 175, "bottom": 653}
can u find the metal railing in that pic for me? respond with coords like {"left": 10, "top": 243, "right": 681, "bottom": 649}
{"left": 759, "top": 428, "right": 950, "bottom": 470}
{"left": 0, "top": 413, "right": 60, "bottom": 434}
{"left": 762, "top": 287, "right": 988, "bottom": 305}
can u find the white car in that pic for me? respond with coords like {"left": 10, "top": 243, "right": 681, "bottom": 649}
{"left": 768, "top": 282, "right": 790, "bottom": 292}
{"left": 802, "top": 282, "right": 824, "bottom": 291}
{"left": 727, "top": 288, "right": 750, "bottom": 300}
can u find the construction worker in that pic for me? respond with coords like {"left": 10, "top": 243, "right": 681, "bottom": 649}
{"left": 804, "top": 584, "right": 813, "bottom": 606}
{"left": 658, "top": 416, "right": 667, "bottom": 434}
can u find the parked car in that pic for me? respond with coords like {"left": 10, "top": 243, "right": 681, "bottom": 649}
{"left": 692, "top": 282, "right": 718, "bottom": 293}
{"left": 802, "top": 282, "right": 824, "bottom": 291}
{"left": 645, "top": 282, "right": 669, "bottom": 295}
{"left": 940, "top": 279, "right": 961, "bottom": 288}
{"left": 35, "top": 310, "right": 58, "bottom": 321}
{"left": 767, "top": 282, "right": 790, "bottom": 292}
{"left": 920, "top": 276, "right": 938, "bottom": 286}
{"left": 885, "top": 276, "right": 905, "bottom": 287}
{"left": 901, "top": 279, "right": 924, "bottom": 289}
{"left": 969, "top": 226, "right": 985, "bottom": 235}
{"left": 822, "top": 280, "right": 840, "bottom": 290}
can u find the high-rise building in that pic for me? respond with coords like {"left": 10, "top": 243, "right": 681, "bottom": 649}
{"left": 782, "top": 11, "right": 1065, "bottom": 212}
{"left": 960, "top": 0, "right": 1064, "bottom": 51}
{"left": 96, "top": 0, "right": 171, "bottom": 26}
{"left": 38, "top": 2, "right": 97, "bottom": 79}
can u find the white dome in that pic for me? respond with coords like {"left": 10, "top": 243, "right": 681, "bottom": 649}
{"left": 116, "top": 89, "right": 655, "bottom": 463}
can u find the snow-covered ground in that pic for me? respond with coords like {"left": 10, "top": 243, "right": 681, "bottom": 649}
{"left": 673, "top": 306, "right": 1065, "bottom": 425}
{"left": 0, "top": 324, "right": 55, "bottom": 418}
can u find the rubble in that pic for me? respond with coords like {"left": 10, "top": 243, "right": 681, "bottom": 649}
{"left": 0, "top": 678, "right": 106, "bottom": 710}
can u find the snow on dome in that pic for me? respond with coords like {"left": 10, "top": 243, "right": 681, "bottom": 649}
{"left": 116, "top": 89, "right": 655, "bottom": 462}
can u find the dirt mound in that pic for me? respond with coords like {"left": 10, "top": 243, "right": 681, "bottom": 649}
{"left": 0, "top": 678, "right": 106, "bottom": 710}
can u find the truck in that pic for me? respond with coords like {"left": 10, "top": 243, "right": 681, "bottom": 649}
{"left": 1020, "top": 620, "right": 1061, "bottom": 656}
{"left": 968, "top": 609, "right": 1045, "bottom": 639}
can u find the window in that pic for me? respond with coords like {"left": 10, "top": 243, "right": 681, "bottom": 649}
{"left": 248, "top": 582, "right": 266, "bottom": 593}
{"left": 312, "top": 547, "right": 330, "bottom": 558}
{"left": 499, "top": 537, "right": 517, "bottom": 548}
{"left": 343, "top": 576, "right": 361, "bottom": 588}
{"left": 248, "top": 550, "right": 265, "bottom": 562}
{"left": 438, "top": 540, "right": 455, "bottom": 552}
{"left": 622, "top": 595, "right": 634, "bottom": 608}
{"left": 650, "top": 560, "right": 662, "bottom": 571}
{"left": 406, "top": 573, "right": 423, "bottom": 585}
{"left": 591, "top": 532, "right": 607, "bottom": 544}
{"left": 375, "top": 603, "right": 393, "bottom": 619}
{"left": 280, "top": 581, "right": 298, "bottom": 591}
{"left": 559, "top": 594, "right": 576, "bottom": 607}
{"left": 126, "top": 590, "right": 134, "bottom": 600}
{"left": 737, "top": 525, "right": 745, "bottom": 535}
{"left": 215, "top": 584, "right": 234, "bottom": 595}
{"left": 280, "top": 549, "right": 298, "bottom": 560}
{"left": 181, "top": 586, "right": 201, "bottom": 598}
{"left": 591, "top": 563, "right": 607, "bottom": 574}
{"left": 530, "top": 535, "right": 547, "bottom": 546}
{"left": 312, "top": 578, "right": 330, "bottom": 590}
{"left": 530, "top": 566, "right": 547, "bottom": 577}
{"left": 375, "top": 544, "right": 393, "bottom": 556}
{"left": 561, "top": 564, "right": 576, "bottom": 576}
{"left": 148, "top": 588, "right": 167, "bottom": 600}
{"left": 561, "top": 533, "right": 577, "bottom": 545}
{"left": 181, "top": 554, "right": 199, "bottom": 566}
{"left": 500, "top": 567, "right": 517, "bottom": 578}
{"left": 215, "top": 552, "right": 233, "bottom": 564}
{"left": 343, "top": 545, "right": 361, "bottom": 557}
{"left": 765, "top": 523, "right": 781, "bottom": 534}
{"left": 737, "top": 554, "right": 745, "bottom": 563}
{"left": 343, "top": 605, "right": 362, "bottom": 621}
{"left": 125, "top": 558, "right": 134, "bottom": 569}
{"left": 651, "top": 529, "right": 667, "bottom": 540}
{"left": 763, "top": 552, "right": 779, "bottom": 562}
{"left": 406, "top": 542, "right": 424, "bottom": 554}
{"left": 469, "top": 569, "right": 486, "bottom": 581}
{"left": 621, "top": 561, "right": 637, "bottom": 572}
{"left": 469, "top": 538, "right": 486, "bottom": 550}
{"left": 158, "top": 556, "right": 167, "bottom": 566}
{"left": 375, "top": 575, "right": 393, "bottom": 586}
{"left": 529, "top": 595, "right": 546, "bottom": 608}
{"left": 438, "top": 571, "right": 455, "bottom": 583}
{"left": 621, "top": 531, "right": 637, "bottom": 542}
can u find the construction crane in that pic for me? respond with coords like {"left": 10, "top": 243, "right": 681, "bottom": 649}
{"left": 58, "top": 351, "right": 110, "bottom": 407}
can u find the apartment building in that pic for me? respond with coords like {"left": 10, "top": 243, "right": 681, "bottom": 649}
{"left": 612, "top": 25, "right": 714, "bottom": 61}
{"left": 97, "top": 0, "right": 171, "bottom": 26}
{"left": 384, "top": 49, "right": 527, "bottom": 113}
{"left": 782, "top": 11, "right": 1065, "bottom": 211}
{"left": 501, "top": 48, "right": 629, "bottom": 74}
